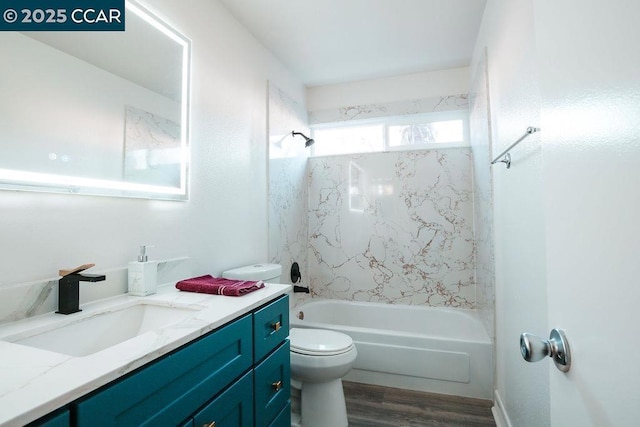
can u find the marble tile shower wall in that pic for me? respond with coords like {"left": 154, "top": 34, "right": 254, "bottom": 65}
{"left": 269, "top": 157, "right": 308, "bottom": 279}
{"left": 470, "top": 51, "right": 496, "bottom": 338}
{"left": 267, "top": 83, "right": 312, "bottom": 308}
{"left": 309, "top": 94, "right": 469, "bottom": 124}
{"left": 308, "top": 148, "right": 476, "bottom": 308}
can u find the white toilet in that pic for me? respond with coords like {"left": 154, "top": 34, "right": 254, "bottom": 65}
{"left": 222, "top": 263, "right": 357, "bottom": 427}
{"left": 290, "top": 327, "right": 357, "bottom": 427}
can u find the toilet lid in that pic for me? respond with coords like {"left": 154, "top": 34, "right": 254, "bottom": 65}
{"left": 290, "top": 328, "right": 354, "bottom": 356}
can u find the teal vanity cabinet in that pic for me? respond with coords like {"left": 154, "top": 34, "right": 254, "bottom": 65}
{"left": 190, "top": 370, "right": 254, "bottom": 427}
{"left": 253, "top": 296, "right": 289, "bottom": 361}
{"left": 253, "top": 296, "right": 291, "bottom": 426}
{"left": 70, "top": 295, "right": 290, "bottom": 427}
{"left": 75, "top": 314, "right": 253, "bottom": 426}
{"left": 28, "top": 408, "right": 70, "bottom": 427}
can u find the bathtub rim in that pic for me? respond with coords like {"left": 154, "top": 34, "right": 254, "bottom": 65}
{"left": 290, "top": 298, "right": 492, "bottom": 345}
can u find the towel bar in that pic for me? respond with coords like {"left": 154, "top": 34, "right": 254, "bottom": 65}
{"left": 491, "top": 127, "right": 540, "bottom": 168}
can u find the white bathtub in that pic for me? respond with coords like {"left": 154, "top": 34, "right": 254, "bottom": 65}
{"left": 290, "top": 299, "right": 493, "bottom": 400}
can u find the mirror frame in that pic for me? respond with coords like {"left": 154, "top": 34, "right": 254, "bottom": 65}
{"left": 0, "top": 0, "right": 191, "bottom": 201}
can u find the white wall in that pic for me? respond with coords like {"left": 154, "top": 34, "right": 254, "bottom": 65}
{"left": 0, "top": 0, "right": 304, "bottom": 288}
{"left": 306, "top": 67, "right": 469, "bottom": 112}
{"left": 471, "top": 0, "right": 549, "bottom": 425}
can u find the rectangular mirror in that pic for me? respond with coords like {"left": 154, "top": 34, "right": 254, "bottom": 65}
{"left": 0, "top": 0, "right": 190, "bottom": 200}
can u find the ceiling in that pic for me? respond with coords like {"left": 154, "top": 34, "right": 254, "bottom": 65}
{"left": 218, "top": 0, "right": 487, "bottom": 87}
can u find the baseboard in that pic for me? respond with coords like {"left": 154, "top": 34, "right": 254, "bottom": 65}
{"left": 491, "top": 390, "right": 513, "bottom": 427}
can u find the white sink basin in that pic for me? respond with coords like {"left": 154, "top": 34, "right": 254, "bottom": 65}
{"left": 4, "top": 302, "right": 199, "bottom": 357}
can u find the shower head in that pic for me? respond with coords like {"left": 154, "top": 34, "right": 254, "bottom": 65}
{"left": 292, "top": 131, "right": 315, "bottom": 147}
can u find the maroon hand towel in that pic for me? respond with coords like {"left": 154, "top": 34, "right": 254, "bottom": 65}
{"left": 176, "top": 275, "right": 265, "bottom": 296}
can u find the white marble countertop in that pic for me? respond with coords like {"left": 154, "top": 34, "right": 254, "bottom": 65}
{"left": 0, "top": 283, "right": 291, "bottom": 426}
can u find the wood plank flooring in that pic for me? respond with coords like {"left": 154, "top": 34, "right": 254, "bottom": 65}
{"left": 344, "top": 381, "right": 496, "bottom": 427}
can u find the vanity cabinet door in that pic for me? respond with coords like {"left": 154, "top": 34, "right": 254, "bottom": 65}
{"left": 253, "top": 295, "right": 289, "bottom": 362}
{"left": 75, "top": 314, "right": 252, "bottom": 426}
{"left": 192, "top": 370, "right": 254, "bottom": 427}
{"left": 254, "top": 341, "right": 291, "bottom": 427}
{"left": 28, "top": 408, "right": 70, "bottom": 427}
{"left": 269, "top": 402, "right": 292, "bottom": 427}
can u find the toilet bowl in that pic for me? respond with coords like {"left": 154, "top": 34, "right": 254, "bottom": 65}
{"left": 290, "top": 327, "right": 357, "bottom": 427}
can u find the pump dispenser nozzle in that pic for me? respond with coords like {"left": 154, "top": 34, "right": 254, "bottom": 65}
{"left": 138, "top": 245, "right": 154, "bottom": 262}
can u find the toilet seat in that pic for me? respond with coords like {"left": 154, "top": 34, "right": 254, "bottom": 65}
{"left": 290, "top": 328, "right": 354, "bottom": 356}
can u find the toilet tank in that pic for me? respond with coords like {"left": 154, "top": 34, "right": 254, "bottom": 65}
{"left": 222, "top": 263, "right": 282, "bottom": 283}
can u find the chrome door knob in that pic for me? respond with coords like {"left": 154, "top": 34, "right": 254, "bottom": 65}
{"left": 520, "top": 332, "right": 550, "bottom": 362}
{"left": 520, "top": 328, "right": 571, "bottom": 372}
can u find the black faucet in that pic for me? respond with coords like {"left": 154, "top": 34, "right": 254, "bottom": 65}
{"left": 57, "top": 272, "right": 106, "bottom": 315}
{"left": 291, "top": 262, "right": 309, "bottom": 293}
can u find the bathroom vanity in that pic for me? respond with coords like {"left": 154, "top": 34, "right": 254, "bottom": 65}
{"left": 0, "top": 285, "right": 291, "bottom": 426}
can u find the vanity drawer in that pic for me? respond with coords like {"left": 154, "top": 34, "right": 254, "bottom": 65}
{"left": 253, "top": 295, "right": 289, "bottom": 362}
{"left": 254, "top": 340, "right": 291, "bottom": 426}
{"left": 192, "top": 370, "right": 254, "bottom": 427}
{"left": 75, "top": 314, "right": 252, "bottom": 426}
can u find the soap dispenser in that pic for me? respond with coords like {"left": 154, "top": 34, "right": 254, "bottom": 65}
{"left": 128, "top": 245, "right": 158, "bottom": 296}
